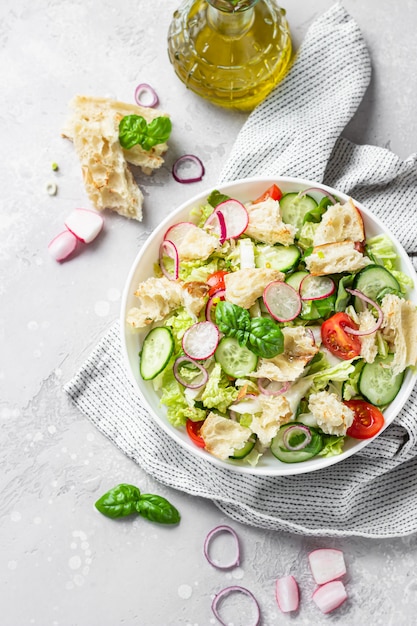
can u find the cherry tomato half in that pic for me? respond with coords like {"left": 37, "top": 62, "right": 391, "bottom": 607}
{"left": 186, "top": 419, "right": 206, "bottom": 448}
{"left": 207, "top": 270, "right": 228, "bottom": 297}
{"left": 254, "top": 183, "right": 283, "bottom": 204}
{"left": 345, "top": 400, "right": 385, "bottom": 439}
{"left": 321, "top": 312, "right": 362, "bottom": 360}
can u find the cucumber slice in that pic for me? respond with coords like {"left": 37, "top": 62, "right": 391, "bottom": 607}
{"left": 255, "top": 244, "right": 301, "bottom": 272}
{"left": 140, "top": 327, "right": 174, "bottom": 380}
{"left": 358, "top": 354, "right": 404, "bottom": 406}
{"left": 353, "top": 265, "right": 400, "bottom": 310}
{"left": 271, "top": 422, "right": 323, "bottom": 463}
{"left": 229, "top": 435, "right": 257, "bottom": 460}
{"left": 214, "top": 336, "right": 258, "bottom": 378}
{"left": 286, "top": 270, "right": 308, "bottom": 291}
{"left": 279, "top": 193, "right": 318, "bottom": 232}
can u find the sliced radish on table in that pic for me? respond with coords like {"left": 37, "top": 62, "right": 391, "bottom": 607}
{"left": 204, "top": 525, "right": 241, "bottom": 569}
{"left": 64, "top": 208, "right": 104, "bottom": 243}
{"left": 308, "top": 548, "right": 346, "bottom": 585}
{"left": 48, "top": 230, "right": 78, "bottom": 262}
{"left": 159, "top": 240, "right": 179, "bottom": 280}
{"left": 212, "top": 199, "right": 249, "bottom": 239}
{"left": 182, "top": 321, "right": 220, "bottom": 360}
{"left": 312, "top": 580, "right": 347, "bottom": 614}
{"left": 300, "top": 275, "right": 335, "bottom": 301}
{"left": 263, "top": 281, "right": 302, "bottom": 322}
{"left": 275, "top": 575, "right": 300, "bottom": 613}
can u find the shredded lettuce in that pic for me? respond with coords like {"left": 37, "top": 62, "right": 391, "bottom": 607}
{"left": 366, "top": 234, "right": 414, "bottom": 294}
{"left": 159, "top": 368, "right": 206, "bottom": 427}
{"left": 319, "top": 435, "right": 346, "bottom": 457}
{"left": 179, "top": 258, "right": 221, "bottom": 282}
{"left": 298, "top": 221, "right": 319, "bottom": 250}
{"left": 201, "top": 363, "right": 239, "bottom": 413}
{"left": 164, "top": 309, "right": 196, "bottom": 351}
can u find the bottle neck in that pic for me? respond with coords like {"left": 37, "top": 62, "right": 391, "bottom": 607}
{"left": 206, "top": 0, "right": 258, "bottom": 37}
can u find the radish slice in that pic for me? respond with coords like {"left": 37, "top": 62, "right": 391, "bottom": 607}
{"left": 213, "top": 199, "right": 249, "bottom": 239}
{"left": 205, "top": 289, "right": 226, "bottom": 322}
{"left": 182, "top": 321, "right": 220, "bottom": 360}
{"left": 163, "top": 221, "right": 199, "bottom": 248}
{"left": 312, "top": 580, "right": 347, "bottom": 614}
{"left": 204, "top": 210, "right": 227, "bottom": 244}
{"left": 211, "top": 586, "right": 261, "bottom": 626}
{"left": 204, "top": 525, "right": 240, "bottom": 569}
{"left": 64, "top": 208, "right": 104, "bottom": 243}
{"left": 300, "top": 275, "right": 335, "bottom": 301}
{"left": 308, "top": 549, "right": 346, "bottom": 585}
{"left": 159, "top": 240, "right": 179, "bottom": 280}
{"left": 275, "top": 575, "right": 299, "bottom": 613}
{"left": 263, "top": 281, "right": 302, "bottom": 322}
{"left": 48, "top": 230, "right": 78, "bottom": 262}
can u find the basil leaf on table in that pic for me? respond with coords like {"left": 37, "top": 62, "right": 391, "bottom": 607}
{"left": 136, "top": 494, "right": 181, "bottom": 525}
{"left": 247, "top": 317, "right": 284, "bottom": 358}
{"left": 94, "top": 483, "right": 141, "bottom": 519}
{"left": 95, "top": 484, "right": 180, "bottom": 525}
{"left": 215, "top": 301, "right": 251, "bottom": 346}
{"left": 119, "top": 115, "right": 172, "bottom": 150}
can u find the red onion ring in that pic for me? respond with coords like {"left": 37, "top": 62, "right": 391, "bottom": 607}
{"left": 205, "top": 289, "right": 226, "bottom": 322}
{"left": 134, "top": 83, "right": 159, "bottom": 108}
{"left": 211, "top": 586, "right": 261, "bottom": 626}
{"left": 299, "top": 187, "right": 337, "bottom": 204}
{"left": 173, "top": 356, "right": 208, "bottom": 389}
{"left": 282, "top": 424, "right": 312, "bottom": 451}
{"left": 159, "top": 239, "right": 179, "bottom": 280}
{"left": 172, "top": 154, "right": 205, "bottom": 184}
{"left": 344, "top": 288, "right": 383, "bottom": 336}
{"left": 257, "top": 378, "right": 290, "bottom": 396}
{"left": 203, "top": 525, "right": 240, "bottom": 570}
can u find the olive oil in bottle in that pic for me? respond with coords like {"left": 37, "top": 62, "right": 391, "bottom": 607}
{"left": 167, "top": 0, "right": 292, "bottom": 111}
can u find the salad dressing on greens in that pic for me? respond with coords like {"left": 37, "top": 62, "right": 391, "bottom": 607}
{"left": 127, "top": 184, "right": 417, "bottom": 466}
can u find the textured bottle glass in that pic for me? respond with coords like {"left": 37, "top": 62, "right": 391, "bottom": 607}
{"left": 167, "top": 0, "right": 292, "bottom": 111}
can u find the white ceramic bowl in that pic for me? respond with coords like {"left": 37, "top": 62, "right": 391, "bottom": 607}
{"left": 120, "top": 176, "right": 417, "bottom": 476}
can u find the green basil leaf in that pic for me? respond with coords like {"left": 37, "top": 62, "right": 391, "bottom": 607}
{"left": 247, "top": 317, "right": 284, "bottom": 358}
{"left": 141, "top": 116, "right": 172, "bottom": 150}
{"left": 335, "top": 274, "right": 355, "bottom": 312}
{"left": 302, "top": 197, "right": 333, "bottom": 224}
{"left": 119, "top": 115, "right": 148, "bottom": 150}
{"left": 215, "top": 301, "right": 251, "bottom": 346}
{"left": 95, "top": 483, "right": 141, "bottom": 519}
{"left": 207, "top": 189, "right": 230, "bottom": 208}
{"left": 118, "top": 115, "right": 172, "bottom": 150}
{"left": 135, "top": 494, "right": 181, "bottom": 525}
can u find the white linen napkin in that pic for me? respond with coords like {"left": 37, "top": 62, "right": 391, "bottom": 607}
{"left": 65, "top": 3, "right": 417, "bottom": 538}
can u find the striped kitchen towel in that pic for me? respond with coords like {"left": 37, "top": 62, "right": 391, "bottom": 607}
{"left": 65, "top": 3, "right": 417, "bottom": 537}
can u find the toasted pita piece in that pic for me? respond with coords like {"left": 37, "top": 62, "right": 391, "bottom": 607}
{"left": 313, "top": 199, "right": 365, "bottom": 246}
{"left": 381, "top": 293, "right": 417, "bottom": 375}
{"left": 224, "top": 267, "right": 284, "bottom": 309}
{"left": 305, "top": 241, "right": 371, "bottom": 276}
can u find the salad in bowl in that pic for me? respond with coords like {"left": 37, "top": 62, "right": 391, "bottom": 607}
{"left": 121, "top": 177, "right": 417, "bottom": 475}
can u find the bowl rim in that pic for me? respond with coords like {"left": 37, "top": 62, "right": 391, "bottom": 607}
{"left": 120, "top": 175, "right": 417, "bottom": 476}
